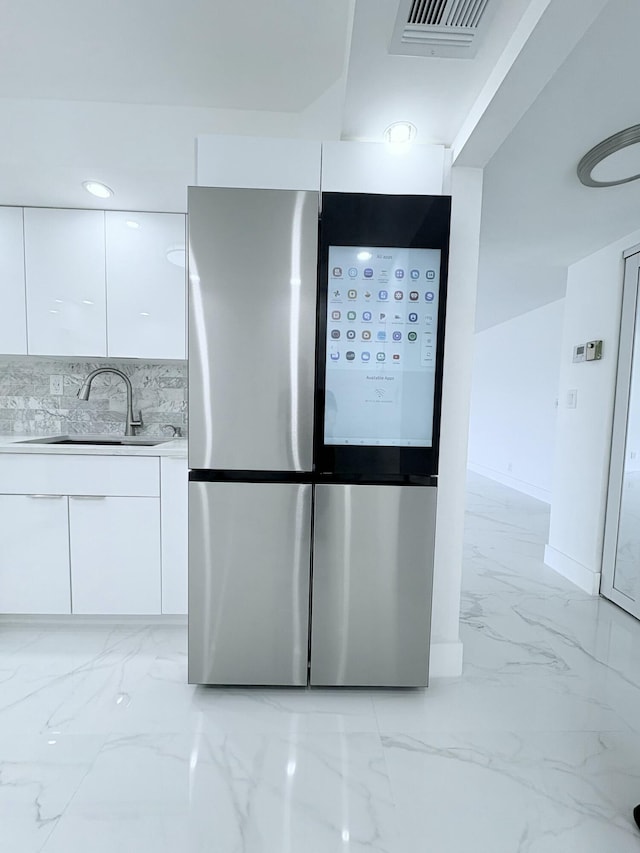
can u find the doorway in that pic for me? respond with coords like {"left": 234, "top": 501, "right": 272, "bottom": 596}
{"left": 602, "top": 248, "right": 640, "bottom": 618}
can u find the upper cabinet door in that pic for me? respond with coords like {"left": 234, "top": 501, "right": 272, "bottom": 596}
{"left": 106, "top": 211, "right": 186, "bottom": 359}
{"left": 24, "top": 208, "right": 107, "bottom": 356}
{"left": 0, "top": 207, "right": 27, "bottom": 355}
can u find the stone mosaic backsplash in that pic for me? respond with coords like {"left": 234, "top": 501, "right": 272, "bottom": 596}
{"left": 0, "top": 356, "right": 187, "bottom": 437}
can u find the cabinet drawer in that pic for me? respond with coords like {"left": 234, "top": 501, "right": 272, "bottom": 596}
{"left": 0, "top": 454, "right": 159, "bottom": 497}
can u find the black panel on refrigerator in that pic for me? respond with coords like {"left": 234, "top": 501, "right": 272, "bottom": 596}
{"left": 314, "top": 193, "right": 451, "bottom": 479}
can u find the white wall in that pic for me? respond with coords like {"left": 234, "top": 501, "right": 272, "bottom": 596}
{"left": 431, "top": 165, "right": 483, "bottom": 677}
{"left": 545, "top": 228, "right": 640, "bottom": 594}
{"left": 468, "top": 298, "right": 565, "bottom": 502}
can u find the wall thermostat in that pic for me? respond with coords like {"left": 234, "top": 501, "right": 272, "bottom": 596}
{"left": 586, "top": 340, "right": 603, "bottom": 361}
{"left": 573, "top": 344, "right": 585, "bottom": 363}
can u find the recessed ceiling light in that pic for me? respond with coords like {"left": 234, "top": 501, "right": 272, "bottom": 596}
{"left": 384, "top": 122, "right": 417, "bottom": 145}
{"left": 82, "top": 180, "right": 113, "bottom": 199}
{"left": 578, "top": 124, "right": 640, "bottom": 187}
{"left": 166, "top": 246, "right": 186, "bottom": 268}
{"left": 126, "top": 220, "right": 140, "bottom": 229}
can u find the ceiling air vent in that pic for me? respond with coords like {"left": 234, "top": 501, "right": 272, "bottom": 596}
{"left": 390, "top": 0, "right": 495, "bottom": 59}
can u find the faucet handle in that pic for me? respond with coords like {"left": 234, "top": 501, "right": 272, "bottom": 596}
{"left": 161, "top": 424, "right": 182, "bottom": 437}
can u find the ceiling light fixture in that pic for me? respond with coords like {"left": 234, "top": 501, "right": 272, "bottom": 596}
{"left": 82, "top": 180, "right": 113, "bottom": 199}
{"left": 384, "top": 122, "right": 417, "bottom": 145}
{"left": 577, "top": 124, "right": 640, "bottom": 187}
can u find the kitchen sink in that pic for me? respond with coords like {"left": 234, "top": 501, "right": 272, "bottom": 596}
{"left": 16, "top": 435, "right": 169, "bottom": 447}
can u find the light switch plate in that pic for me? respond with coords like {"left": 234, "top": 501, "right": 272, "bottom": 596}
{"left": 50, "top": 375, "right": 64, "bottom": 395}
{"left": 566, "top": 389, "right": 578, "bottom": 409}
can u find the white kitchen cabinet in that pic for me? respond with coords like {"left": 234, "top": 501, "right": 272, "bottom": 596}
{"left": 69, "top": 496, "right": 161, "bottom": 615}
{"left": 106, "top": 211, "right": 186, "bottom": 359}
{"left": 23, "top": 208, "right": 107, "bottom": 356}
{"left": 0, "top": 494, "right": 71, "bottom": 614}
{"left": 0, "top": 452, "right": 186, "bottom": 618}
{"left": 160, "top": 457, "right": 188, "bottom": 614}
{"left": 0, "top": 207, "right": 27, "bottom": 354}
{"left": 0, "top": 453, "right": 159, "bottom": 497}
{"left": 196, "top": 135, "right": 322, "bottom": 191}
{"left": 320, "top": 141, "right": 445, "bottom": 195}
{"left": 0, "top": 453, "right": 162, "bottom": 617}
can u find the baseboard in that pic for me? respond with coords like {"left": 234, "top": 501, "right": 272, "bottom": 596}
{"left": 544, "top": 545, "right": 601, "bottom": 595}
{"left": 468, "top": 462, "right": 551, "bottom": 504}
{"left": 0, "top": 614, "right": 188, "bottom": 627}
{"left": 429, "top": 639, "right": 463, "bottom": 679}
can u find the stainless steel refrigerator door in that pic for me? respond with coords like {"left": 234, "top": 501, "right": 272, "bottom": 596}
{"left": 188, "top": 481, "right": 312, "bottom": 685}
{"left": 188, "top": 186, "right": 318, "bottom": 472}
{"left": 311, "top": 484, "right": 436, "bottom": 687}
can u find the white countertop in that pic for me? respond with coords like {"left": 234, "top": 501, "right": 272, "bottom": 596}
{"left": 0, "top": 435, "right": 188, "bottom": 458}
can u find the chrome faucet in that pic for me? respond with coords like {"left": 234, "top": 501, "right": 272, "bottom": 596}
{"left": 77, "top": 368, "right": 143, "bottom": 436}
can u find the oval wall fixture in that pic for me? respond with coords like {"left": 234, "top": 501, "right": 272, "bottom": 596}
{"left": 577, "top": 124, "right": 640, "bottom": 187}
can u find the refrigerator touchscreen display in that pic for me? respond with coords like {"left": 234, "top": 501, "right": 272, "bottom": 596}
{"left": 324, "top": 245, "right": 441, "bottom": 448}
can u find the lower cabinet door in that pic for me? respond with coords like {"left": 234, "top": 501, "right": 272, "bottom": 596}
{"left": 0, "top": 494, "right": 71, "bottom": 614}
{"left": 69, "top": 496, "right": 161, "bottom": 615}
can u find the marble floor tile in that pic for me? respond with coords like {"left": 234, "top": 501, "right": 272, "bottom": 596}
{"left": 0, "top": 732, "right": 105, "bottom": 853}
{"left": 41, "top": 731, "right": 397, "bottom": 853}
{"left": 371, "top": 671, "right": 635, "bottom": 734}
{"left": 382, "top": 730, "right": 640, "bottom": 852}
{"left": 0, "top": 625, "right": 179, "bottom": 735}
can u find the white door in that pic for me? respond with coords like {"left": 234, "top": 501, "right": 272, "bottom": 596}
{"left": 0, "top": 494, "right": 71, "bottom": 614}
{"left": 69, "top": 496, "right": 161, "bottom": 614}
{"left": 24, "top": 208, "right": 107, "bottom": 356}
{"left": 105, "top": 211, "right": 186, "bottom": 359}
{"left": 602, "top": 250, "right": 640, "bottom": 619}
{"left": 0, "top": 207, "right": 27, "bottom": 354}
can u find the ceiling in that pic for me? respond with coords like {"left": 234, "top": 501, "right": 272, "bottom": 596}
{"left": 0, "top": 0, "right": 350, "bottom": 111}
{"left": 340, "top": 0, "right": 533, "bottom": 144}
{"left": 0, "top": 0, "right": 638, "bottom": 329}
